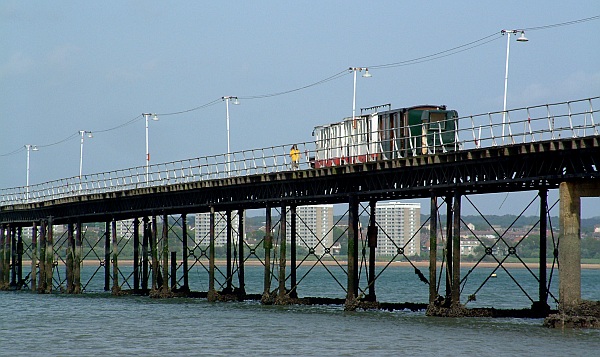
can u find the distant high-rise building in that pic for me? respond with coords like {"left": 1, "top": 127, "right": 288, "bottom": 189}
{"left": 375, "top": 202, "right": 420, "bottom": 256}
{"left": 116, "top": 219, "right": 136, "bottom": 240}
{"left": 286, "top": 204, "right": 334, "bottom": 257}
{"left": 195, "top": 211, "right": 245, "bottom": 246}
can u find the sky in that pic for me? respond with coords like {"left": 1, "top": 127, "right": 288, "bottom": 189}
{"left": 1, "top": 1, "right": 599, "bottom": 217}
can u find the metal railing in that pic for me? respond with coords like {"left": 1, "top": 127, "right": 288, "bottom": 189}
{"left": 1, "top": 96, "right": 598, "bottom": 207}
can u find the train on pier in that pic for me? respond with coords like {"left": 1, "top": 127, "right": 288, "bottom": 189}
{"left": 311, "top": 104, "right": 459, "bottom": 168}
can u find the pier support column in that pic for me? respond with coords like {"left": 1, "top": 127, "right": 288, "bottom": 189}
{"left": 38, "top": 220, "right": 46, "bottom": 293}
{"left": 170, "top": 251, "right": 177, "bottom": 290}
{"left": 74, "top": 221, "right": 81, "bottom": 294}
{"left": 237, "top": 209, "right": 246, "bottom": 299}
{"left": 277, "top": 203, "right": 287, "bottom": 302}
{"left": 104, "top": 221, "right": 110, "bottom": 292}
{"left": 181, "top": 214, "right": 189, "bottom": 292}
{"left": 0, "top": 225, "right": 6, "bottom": 289}
{"left": 161, "top": 214, "right": 169, "bottom": 292}
{"left": 16, "top": 227, "right": 23, "bottom": 289}
{"left": 559, "top": 182, "right": 582, "bottom": 308}
{"left": 429, "top": 195, "right": 438, "bottom": 305}
{"left": 366, "top": 200, "right": 377, "bottom": 302}
{"left": 208, "top": 207, "right": 217, "bottom": 302}
{"left": 45, "top": 217, "right": 53, "bottom": 294}
{"left": 225, "top": 210, "right": 233, "bottom": 294}
{"left": 262, "top": 206, "right": 273, "bottom": 303}
{"left": 111, "top": 220, "right": 120, "bottom": 294}
{"left": 345, "top": 195, "right": 359, "bottom": 309}
{"left": 10, "top": 225, "right": 16, "bottom": 288}
{"left": 133, "top": 217, "right": 140, "bottom": 293}
{"left": 30, "top": 222, "right": 38, "bottom": 292}
{"left": 142, "top": 217, "right": 149, "bottom": 294}
{"left": 66, "top": 223, "right": 74, "bottom": 293}
{"left": 289, "top": 205, "right": 297, "bottom": 299}
{"left": 151, "top": 215, "right": 158, "bottom": 292}
{"left": 533, "top": 189, "right": 550, "bottom": 314}
{"left": 451, "top": 191, "right": 461, "bottom": 306}
{"left": 444, "top": 195, "right": 453, "bottom": 302}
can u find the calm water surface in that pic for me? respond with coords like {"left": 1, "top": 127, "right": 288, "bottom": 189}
{"left": 1, "top": 266, "right": 599, "bottom": 356}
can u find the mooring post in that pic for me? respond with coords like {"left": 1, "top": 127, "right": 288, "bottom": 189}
{"left": 74, "top": 221, "right": 81, "bottom": 294}
{"left": 30, "top": 222, "right": 37, "bottom": 292}
{"left": 208, "top": 207, "right": 216, "bottom": 301}
{"left": 289, "top": 205, "right": 297, "bottom": 299}
{"left": 104, "top": 221, "right": 110, "bottom": 292}
{"left": 162, "top": 213, "right": 169, "bottom": 292}
{"left": 346, "top": 195, "right": 359, "bottom": 307}
{"left": 263, "top": 206, "right": 272, "bottom": 300}
{"left": 181, "top": 214, "right": 189, "bottom": 292}
{"left": 112, "top": 220, "right": 119, "bottom": 294}
{"left": 66, "top": 222, "right": 74, "bottom": 294}
{"left": 225, "top": 210, "right": 233, "bottom": 293}
{"left": 559, "top": 182, "right": 582, "bottom": 309}
{"left": 278, "top": 203, "right": 287, "bottom": 301}
{"left": 445, "top": 195, "right": 453, "bottom": 301}
{"left": 45, "top": 216, "right": 53, "bottom": 294}
{"left": 366, "top": 200, "right": 377, "bottom": 302}
{"left": 142, "top": 216, "right": 149, "bottom": 293}
{"left": 429, "top": 195, "right": 438, "bottom": 305}
{"left": 151, "top": 215, "right": 158, "bottom": 292}
{"left": 237, "top": 209, "right": 246, "bottom": 298}
{"left": 38, "top": 220, "right": 46, "bottom": 293}
{"left": 133, "top": 217, "right": 140, "bottom": 293}
{"left": 451, "top": 191, "right": 461, "bottom": 306}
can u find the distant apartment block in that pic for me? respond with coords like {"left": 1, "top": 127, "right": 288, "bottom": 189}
{"left": 286, "top": 204, "right": 334, "bottom": 257}
{"left": 375, "top": 202, "right": 420, "bottom": 257}
{"left": 195, "top": 212, "right": 245, "bottom": 246}
{"left": 116, "top": 219, "right": 136, "bottom": 240}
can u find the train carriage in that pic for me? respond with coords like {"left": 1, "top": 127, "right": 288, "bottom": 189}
{"left": 312, "top": 104, "right": 458, "bottom": 168}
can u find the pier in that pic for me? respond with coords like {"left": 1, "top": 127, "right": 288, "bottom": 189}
{"left": 1, "top": 97, "right": 600, "bottom": 327}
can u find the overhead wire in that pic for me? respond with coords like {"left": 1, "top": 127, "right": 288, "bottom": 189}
{"left": 238, "top": 69, "right": 350, "bottom": 100}
{"left": 369, "top": 32, "right": 501, "bottom": 69}
{"left": 523, "top": 14, "right": 600, "bottom": 31}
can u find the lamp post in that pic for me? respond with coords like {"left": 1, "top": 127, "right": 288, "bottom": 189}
{"left": 221, "top": 96, "right": 239, "bottom": 175}
{"left": 501, "top": 29, "right": 528, "bottom": 141}
{"left": 142, "top": 113, "right": 159, "bottom": 182}
{"left": 349, "top": 67, "right": 371, "bottom": 159}
{"left": 24, "top": 144, "right": 38, "bottom": 199}
{"left": 79, "top": 130, "right": 93, "bottom": 180}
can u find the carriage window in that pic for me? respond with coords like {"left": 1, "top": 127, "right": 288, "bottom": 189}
{"left": 430, "top": 112, "right": 446, "bottom": 130}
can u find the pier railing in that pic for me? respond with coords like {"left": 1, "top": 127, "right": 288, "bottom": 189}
{"left": 1, "top": 96, "right": 598, "bottom": 206}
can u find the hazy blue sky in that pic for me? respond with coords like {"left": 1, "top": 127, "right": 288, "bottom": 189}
{"left": 1, "top": 1, "right": 599, "bottom": 217}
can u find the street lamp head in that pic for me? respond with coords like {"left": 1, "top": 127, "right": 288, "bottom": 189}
{"left": 152, "top": 114, "right": 159, "bottom": 121}
{"left": 232, "top": 97, "right": 240, "bottom": 105}
{"left": 516, "top": 31, "right": 528, "bottom": 42}
{"left": 362, "top": 68, "right": 372, "bottom": 78}
{"left": 87, "top": 131, "right": 93, "bottom": 138}
{"left": 32, "top": 145, "right": 39, "bottom": 151}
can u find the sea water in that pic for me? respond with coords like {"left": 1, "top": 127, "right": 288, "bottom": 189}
{"left": 1, "top": 265, "right": 599, "bottom": 356}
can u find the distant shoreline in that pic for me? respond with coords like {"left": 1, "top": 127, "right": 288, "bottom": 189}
{"left": 22, "top": 259, "right": 600, "bottom": 269}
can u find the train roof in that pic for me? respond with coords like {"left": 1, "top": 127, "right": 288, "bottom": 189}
{"left": 313, "top": 104, "right": 451, "bottom": 131}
